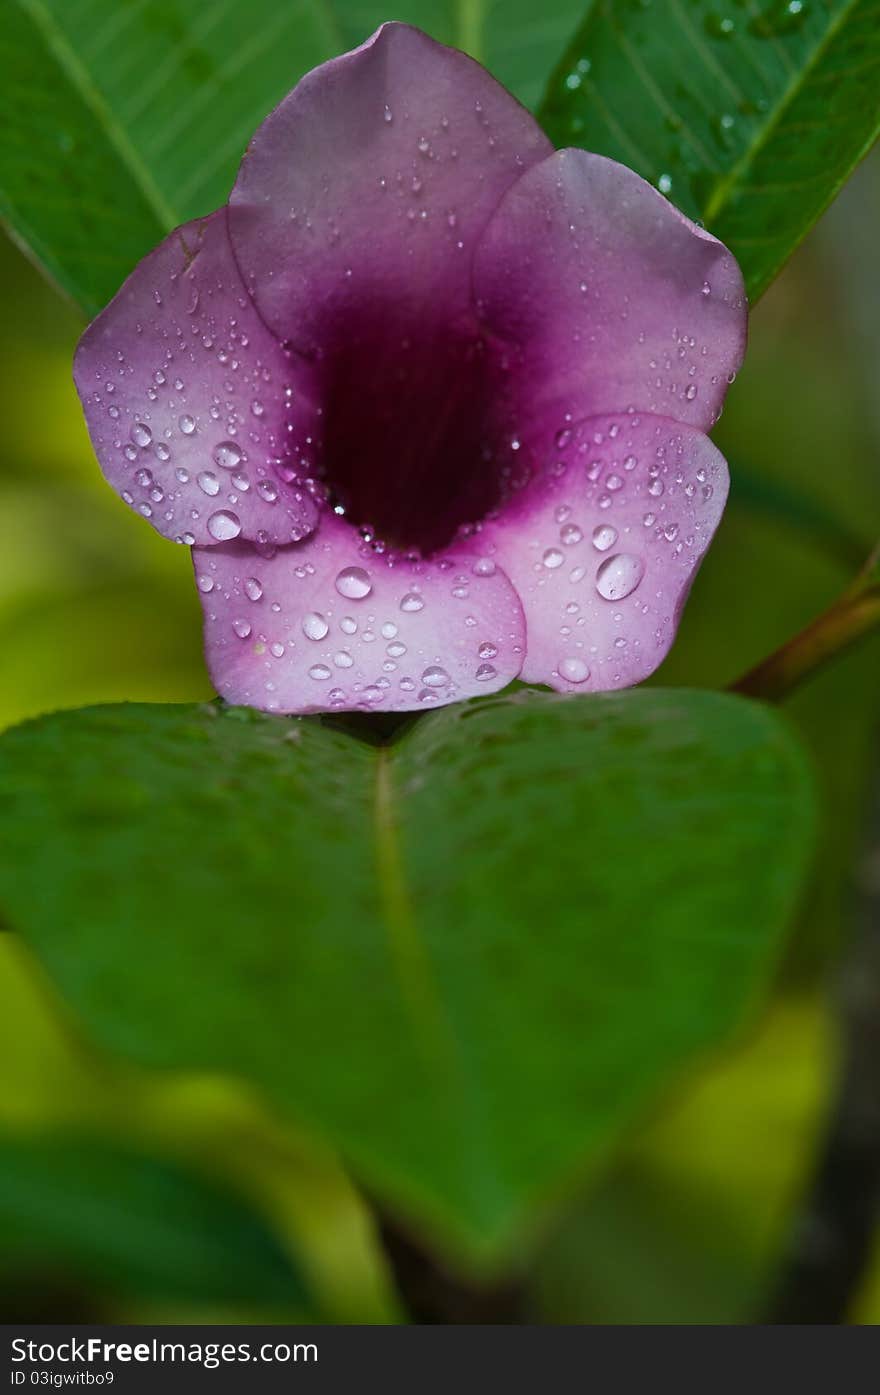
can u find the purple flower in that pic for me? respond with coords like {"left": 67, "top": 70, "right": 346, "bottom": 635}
{"left": 75, "top": 23, "right": 746, "bottom": 714}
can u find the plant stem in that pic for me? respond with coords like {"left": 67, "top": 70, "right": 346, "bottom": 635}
{"left": 732, "top": 545, "right": 880, "bottom": 702}
{"left": 377, "top": 1211, "right": 528, "bottom": 1323}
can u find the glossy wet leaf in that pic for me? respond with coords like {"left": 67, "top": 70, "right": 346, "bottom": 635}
{"left": 1, "top": 0, "right": 582, "bottom": 316}
{"left": 0, "top": 1135, "right": 309, "bottom": 1306}
{"left": 539, "top": 0, "right": 880, "bottom": 299}
{"left": 0, "top": 689, "right": 813, "bottom": 1264}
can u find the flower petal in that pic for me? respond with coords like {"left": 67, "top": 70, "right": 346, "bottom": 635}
{"left": 74, "top": 210, "right": 319, "bottom": 547}
{"left": 480, "top": 412, "right": 728, "bottom": 691}
{"left": 474, "top": 150, "right": 747, "bottom": 433}
{"left": 227, "top": 22, "right": 551, "bottom": 352}
{"left": 195, "top": 518, "right": 526, "bottom": 713}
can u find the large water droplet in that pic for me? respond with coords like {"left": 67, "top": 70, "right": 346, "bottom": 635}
{"left": 592, "top": 524, "right": 618, "bottom": 552}
{"left": 559, "top": 656, "right": 590, "bottom": 684}
{"left": 335, "top": 566, "right": 372, "bottom": 600}
{"left": 400, "top": 591, "right": 425, "bottom": 612}
{"left": 197, "top": 471, "right": 220, "bottom": 496}
{"left": 421, "top": 665, "right": 450, "bottom": 688}
{"left": 596, "top": 553, "right": 645, "bottom": 601}
{"left": 213, "top": 440, "right": 243, "bottom": 470}
{"left": 178, "top": 414, "right": 196, "bottom": 435}
{"left": 131, "top": 421, "right": 152, "bottom": 447}
{"left": 302, "top": 611, "right": 329, "bottom": 641}
{"left": 207, "top": 509, "right": 241, "bottom": 541}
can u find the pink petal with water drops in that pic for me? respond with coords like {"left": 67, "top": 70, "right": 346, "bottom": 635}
{"left": 474, "top": 150, "right": 747, "bottom": 434}
{"left": 227, "top": 22, "right": 551, "bottom": 354}
{"left": 194, "top": 518, "right": 526, "bottom": 713}
{"left": 479, "top": 413, "right": 729, "bottom": 692}
{"left": 74, "top": 210, "right": 319, "bottom": 547}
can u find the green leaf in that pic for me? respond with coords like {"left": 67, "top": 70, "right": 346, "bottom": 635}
{"left": 0, "top": 1135, "right": 309, "bottom": 1307}
{"left": 0, "top": 690, "right": 813, "bottom": 1266}
{"left": 0, "top": 0, "right": 583, "bottom": 317}
{"left": 538, "top": 0, "right": 880, "bottom": 299}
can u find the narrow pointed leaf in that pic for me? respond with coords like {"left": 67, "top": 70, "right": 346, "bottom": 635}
{"left": 539, "top": 0, "right": 880, "bottom": 299}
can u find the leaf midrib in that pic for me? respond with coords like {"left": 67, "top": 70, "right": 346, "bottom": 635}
{"left": 374, "top": 746, "right": 458, "bottom": 1077}
{"left": 14, "top": 0, "right": 178, "bottom": 234}
{"left": 701, "top": 0, "right": 864, "bottom": 226}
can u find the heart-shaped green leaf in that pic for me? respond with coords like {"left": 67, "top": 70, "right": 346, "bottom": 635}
{"left": 0, "top": 690, "right": 813, "bottom": 1266}
{"left": 538, "top": 0, "right": 880, "bottom": 300}
{"left": 0, "top": 1135, "right": 309, "bottom": 1308}
{"left": 1, "top": 0, "right": 583, "bottom": 317}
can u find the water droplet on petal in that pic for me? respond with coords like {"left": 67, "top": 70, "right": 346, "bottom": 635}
{"left": 179, "top": 414, "right": 196, "bottom": 435}
{"left": 207, "top": 509, "right": 241, "bottom": 541}
{"left": 309, "top": 664, "right": 331, "bottom": 681}
{"left": 400, "top": 591, "right": 425, "bottom": 612}
{"left": 559, "top": 656, "right": 590, "bottom": 684}
{"left": 596, "top": 553, "right": 645, "bottom": 601}
{"left": 197, "top": 471, "right": 220, "bottom": 496}
{"left": 131, "top": 421, "right": 152, "bottom": 447}
{"left": 421, "top": 665, "right": 450, "bottom": 688}
{"left": 592, "top": 524, "right": 618, "bottom": 552}
{"left": 244, "top": 577, "right": 263, "bottom": 601}
{"left": 302, "top": 611, "right": 329, "bottom": 641}
{"left": 543, "top": 548, "right": 564, "bottom": 569}
{"left": 335, "top": 566, "right": 372, "bottom": 600}
{"left": 232, "top": 618, "right": 251, "bottom": 639}
{"left": 213, "top": 440, "right": 243, "bottom": 469}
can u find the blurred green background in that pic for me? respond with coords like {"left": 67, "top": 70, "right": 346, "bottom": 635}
{"left": 1, "top": 132, "right": 878, "bottom": 1322}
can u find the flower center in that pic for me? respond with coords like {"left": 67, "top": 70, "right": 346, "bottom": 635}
{"left": 314, "top": 310, "right": 522, "bottom": 556}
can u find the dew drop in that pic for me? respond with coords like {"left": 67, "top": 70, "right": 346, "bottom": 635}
{"left": 559, "top": 656, "right": 590, "bottom": 684}
{"left": 244, "top": 577, "right": 263, "bottom": 602}
{"left": 309, "top": 664, "right": 331, "bottom": 681}
{"left": 543, "top": 548, "right": 564, "bottom": 569}
{"left": 421, "top": 665, "right": 450, "bottom": 688}
{"left": 178, "top": 414, "right": 196, "bottom": 435}
{"left": 335, "top": 566, "right": 372, "bottom": 599}
{"left": 592, "top": 524, "right": 618, "bottom": 552}
{"left": 197, "top": 470, "right": 220, "bottom": 496}
{"left": 131, "top": 421, "right": 152, "bottom": 447}
{"left": 595, "top": 553, "right": 645, "bottom": 601}
{"left": 400, "top": 591, "right": 425, "bottom": 612}
{"left": 302, "top": 611, "right": 329, "bottom": 641}
{"left": 232, "top": 618, "right": 252, "bottom": 639}
{"left": 207, "top": 509, "right": 241, "bottom": 541}
{"left": 213, "top": 440, "right": 243, "bottom": 470}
